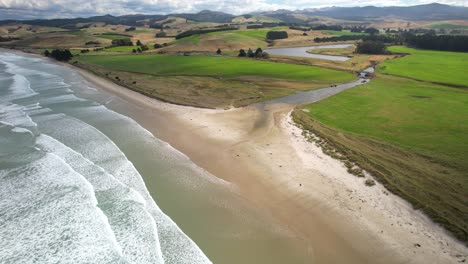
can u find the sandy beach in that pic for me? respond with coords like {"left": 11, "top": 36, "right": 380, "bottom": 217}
{"left": 75, "top": 66, "right": 467, "bottom": 263}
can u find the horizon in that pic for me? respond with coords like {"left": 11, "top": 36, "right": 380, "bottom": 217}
{"left": 1, "top": 1, "right": 468, "bottom": 20}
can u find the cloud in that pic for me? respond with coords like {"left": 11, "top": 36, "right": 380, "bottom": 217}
{"left": 0, "top": 0, "right": 466, "bottom": 20}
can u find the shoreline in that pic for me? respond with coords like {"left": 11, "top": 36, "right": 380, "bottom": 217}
{"left": 73, "top": 61, "right": 467, "bottom": 263}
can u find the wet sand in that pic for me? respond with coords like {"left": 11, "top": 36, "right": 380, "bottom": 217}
{"left": 75, "top": 66, "right": 467, "bottom": 264}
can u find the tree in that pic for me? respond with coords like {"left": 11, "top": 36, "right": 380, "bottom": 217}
{"left": 136, "top": 40, "right": 143, "bottom": 46}
{"left": 238, "top": 49, "right": 246, "bottom": 57}
{"left": 355, "top": 40, "right": 387, "bottom": 54}
{"left": 365, "top": 28, "right": 379, "bottom": 35}
{"left": 132, "top": 49, "right": 136, "bottom": 53}
{"left": 112, "top": 38, "right": 133, "bottom": 46}
{"left": 254, "top": 48, "right": 263, "bottom": 58}
{"left": 137, "top": 48, "right": 142, "bottom": 53}
{"left": 247, "top": 48, "right": 254, "bottom": 58}
{"left": 49, "top": 49, "right": 73, "bottom": 61}
{"left": 216, "top": 48, "right": 222, "bottom": 55}
{"left": 141, "top": 45, "right": 149, "bottom": 51}
{"left": 44, "top": 50, "right": 50, "bottom": 57}
{"left": 154, "top": 43, "right": 163, "bottom": 49}
{"left": 261, "top": 52, "right": 269, "bottom": 59}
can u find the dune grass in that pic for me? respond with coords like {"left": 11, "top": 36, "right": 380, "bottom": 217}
{"left": 379, "top": 46, "right": 468, "bottom": 87}
{"left": 77, "top": 54, "right": 355, "bottom": 82}
{"left": 294, "top": 74, "right": 468, "bottom": 242}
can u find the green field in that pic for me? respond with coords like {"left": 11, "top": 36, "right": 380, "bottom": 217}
{"left": 77, "top": 53, "right": 355, "bottom": 108}
{"left": 379, "top": 46, "right": 468, "bottom": 87}
{"left": 294, "top": 72, "right": 468, "bottom": 242}
{"left": 209, "top": 27, "right": 287, "bottom": 39}
{"left": 78, "top": 54, "right": 354, "bottom": 82}
{"left": 322, "top": 30, "right": 368, "bottom": 36}
{"left": 305, "top": 75, "right": 468, "bottom": 162}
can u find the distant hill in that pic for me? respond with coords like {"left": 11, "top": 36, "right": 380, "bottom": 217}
{"left": 306, "top": 3, "right": 468, "bottom": 21}
{"left": 1, "top": 3, "right": 467, "bottom": 28}
{"left": 0, "top": 10, "right": 234, "bottom": 28}
{"left": 173, "top": 10, "right": 234, "bottom": 23}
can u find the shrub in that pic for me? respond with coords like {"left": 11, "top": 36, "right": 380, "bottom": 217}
{"left": 49, "top": 49, "right": 73, "bottom": 61}
{"left": 238, "top": 49, "right": 246, "bottom": 57}
{"left": 155, "top": 31, "right": 167, "bottom": 38}
{"left": 247, "top": 48, "right": 254, "bottom": 58}
{"left": 154, "top": 43, "right": 163, "bottom": 49}
{"left": 365, "top": 179, "right": 376, "bottom": 186}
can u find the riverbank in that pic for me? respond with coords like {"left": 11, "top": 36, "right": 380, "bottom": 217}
{"left": 74, "top": 64, "right": 467, "bottom": 263}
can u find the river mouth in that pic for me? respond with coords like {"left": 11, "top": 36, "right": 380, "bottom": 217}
{"left": 265, "top": 44, "right": 353, "bottom": 61}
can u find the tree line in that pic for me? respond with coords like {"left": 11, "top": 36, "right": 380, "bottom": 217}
{"left": 238, "top": 48, "right": 269, "bottom": 59}
{"left": 403, "top": 33, "right": 468, "bottom": 52}
{"left": 314, "top": 32, "right": 468, "bottom": 52}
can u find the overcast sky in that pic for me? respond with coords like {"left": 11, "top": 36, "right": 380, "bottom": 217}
{"left": 1, "top": 0, "right": 467, "bottom": 20}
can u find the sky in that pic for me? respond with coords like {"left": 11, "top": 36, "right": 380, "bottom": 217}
{"left": 0, "top": 0, "right": 467, "bottom": 20}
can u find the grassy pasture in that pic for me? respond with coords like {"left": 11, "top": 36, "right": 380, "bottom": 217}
{"left": 322, "top": 30, "right": 367, "bottom": 36}
{"left": 294, "top": 73, "right": 468, "bottom": 242}
{"left": 76, "top": 54, "right": 354, "bottom": 108}
{"left": 379, "top": 46, "right": 468, "bottom": 87}
{"left": 78, "top": 54, "right": 354, "bottom": 82}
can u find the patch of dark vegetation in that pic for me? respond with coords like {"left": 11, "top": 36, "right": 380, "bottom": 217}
{"left": 44, "top": 49, "right": 73, "bottom": 61}
{"left": 0, "top": 36, "right": 20, "bottom": 42}
{"left": 238, "top": 48, "right": 269, "bottom": 59}
{"left": 266, "top": 31, "right": 288, "bottom": 40}
{"left": 155, "top": 31, "right": 167, "bottom": 38}
{"left": 365, "top": 179, "right": 376, "bottom": 186}
{"left": 111, "top": 38, "right": 133, "bottom": 46}
{"left": 85, "top": 41, "right": 100, "bottom": 45}
{"left": 409, "top": 95, "right": 432, "bottom": 99}
{"left": 404, "top": 33, "right": 468, "bottom": 52}
{"left": 311, "top": 25, "right": 343, "bottom": 31}
{"left": 355, "top": 40, "right": 388, "bottom": 54}
{"left": 292, "top": 109, "right": 468, "bottom": 244}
